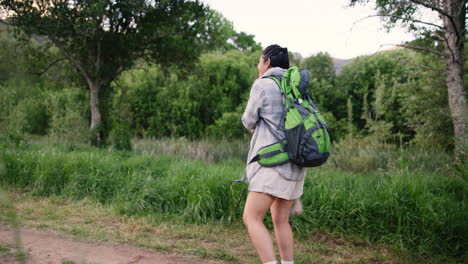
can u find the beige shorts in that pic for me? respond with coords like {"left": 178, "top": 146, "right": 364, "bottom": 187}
{"left": 247, "top": 167, "right": 305, "bottom": 200}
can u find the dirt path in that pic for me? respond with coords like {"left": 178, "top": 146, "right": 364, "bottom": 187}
{"left": 0, "top": 225, "right": 228, "bottom": 264}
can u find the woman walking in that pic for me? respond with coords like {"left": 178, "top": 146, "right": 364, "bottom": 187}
{"left": 242, "top": 44, "right": 306, "bottom": 264}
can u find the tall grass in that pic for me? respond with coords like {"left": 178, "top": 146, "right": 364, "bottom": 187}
{"left": 133, "top": 137, "right": 250, "bottom": 163}
{"left": 330, "top": 136, "right": 453, "bottom": 173}
{"left": 296, "top": 169, "right": 466, "bottom": 257}
{"left": 0, "top": 140, "right": 466, "bottom": 259}
{"left": 1, "top": 142, "right": 246, "bottom": 222}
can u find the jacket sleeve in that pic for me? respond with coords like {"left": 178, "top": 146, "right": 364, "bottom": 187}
{"left": 242, "top": 79, "right": 265, "bottom": 130}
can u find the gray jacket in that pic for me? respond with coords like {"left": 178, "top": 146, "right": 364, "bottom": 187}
{"left": 242, "top": 67, "right": 306, "bottom": 181}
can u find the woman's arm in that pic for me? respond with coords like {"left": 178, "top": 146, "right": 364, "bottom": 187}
{"left": 242, "top": 80, "right": 265, "bottom": 130}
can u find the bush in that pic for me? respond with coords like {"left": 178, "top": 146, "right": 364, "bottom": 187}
{"left": 110, "top": 120, "right": 133, "bottom": 151}
{"left": 0, "top": 79, "right": 50, "bottom": 136}
{"left": 206, "top": 111, "right": 245, "bottom": 139}
{"left": 45, "top": 88, "right": 90, "bottom": 144}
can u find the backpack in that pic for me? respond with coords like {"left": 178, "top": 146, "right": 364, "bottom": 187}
{"left": 249, "top": 66, "right": 331, "bottom": 167}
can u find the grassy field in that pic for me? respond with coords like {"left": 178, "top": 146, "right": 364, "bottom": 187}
{"left": 0, "top": 137, "right": 466, "bottom": 263}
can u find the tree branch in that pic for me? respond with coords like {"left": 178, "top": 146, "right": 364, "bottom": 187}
{"left": 353, "top": 14, "right": 443, "bottom": 29}
{"left": 409, "top": 0, "right": 462, "bottom": 42}
{"left": 409, "top": 0, "right": 452, "bottom": 19}
{"left": 398, "top": 59, "right": 445, "bottom": 72}
{"left": 50, "top": 35, "right": 91, "bottom": 84}
{"left": 31, "top": 57, "right": 67, "bottom": 76}
{"left": 394, "top": 44, "right": 446, "bottom": 57}
{"left": 0, "top": 19, "right": 20, "bottom": 27}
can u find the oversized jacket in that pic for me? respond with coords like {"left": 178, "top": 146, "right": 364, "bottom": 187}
{"left": 242, "top": 67, "right": 306, "bottom": 182}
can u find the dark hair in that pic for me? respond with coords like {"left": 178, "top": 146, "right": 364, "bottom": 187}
{"left": 262, "top": 44, "right": 289, "bottom": 69}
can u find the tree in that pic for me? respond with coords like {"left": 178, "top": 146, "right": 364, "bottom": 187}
{"left": 0, "top": 0, "right": 230, "bottom": 145}
{"left": 349, "top": 0, "right": 467, "bottom": 158}
{"left": 229, "top": 31, "right": 261, "bottom": 52}
{"left": 301, "top": 52, "right": 337, "bottom": 114}
{"left": 301, "top": 52, "right": 335, "bottom": 84}
{"left": 121, "top": 49, "right": 258, "bottom": 138}
{"left": 335, "top": 49, "right": 414, "bottom": 135}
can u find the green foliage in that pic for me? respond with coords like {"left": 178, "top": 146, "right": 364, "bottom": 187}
{"left": 348, "top": 0, "right": 452, "bottom": 36}
{"left": 0, "top": 78, "right": 50, "bottom": 136}
{"left": 0, "top": 24, "right": 20, "bottom": 82}
{"left": 335, "top": 50, "right": 416, "bottom": 134}
{"left": 121, "top": 50, "right": 257, "bottom": 138}
{"left": 0, "top": 9, "right": 460, "bottom": 153}
{"left": 399, "top": 53, "right": 452, "bottom": 150}
{"left": 192, "top": 50, "right": 258, "bottom": 126}
{"left": 1, "top": 0, "right": 235, "bottom": 145}
{"left": 302, "top": 52, "right": 338, "bottom": 113}
{"left": 2, "top": 0, "right": 228, "bottom": 74}
{"left": 45, "top": 88, "right": 90, "bottom": 144}
{"left": 227, "top": 31, "right": 261, "bottom": 52}
{"left": 207, "top": 111, "right": 245, "bottom": 139}
{"left": 301, "top": 52, "right": 335, "bottom": 84}
{"left": 110, "top": 119, "right": 133, "bottom": 151}
{"left": 452, "top": 142, "right": 468, "bottom": 187}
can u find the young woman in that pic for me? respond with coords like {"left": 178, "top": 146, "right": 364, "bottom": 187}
{"left": 242, "top": 44, "right": 306, "bottom": 264}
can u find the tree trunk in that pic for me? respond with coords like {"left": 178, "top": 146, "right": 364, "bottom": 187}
{"left": 442, "top": 0, "right": 467, "bottom": 159}
{"left": 88, "top": 79, "right": 102, "bottom": 146}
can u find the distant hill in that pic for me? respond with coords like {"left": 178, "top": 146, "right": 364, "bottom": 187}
{"left": 292, "top": 46, "right": 404, "bottom": 74}
{"left": 333, "top": 58, "right": 354, "bottom": 74}
{"left": 332, "top": 46, "right": 403, "bottom": 74}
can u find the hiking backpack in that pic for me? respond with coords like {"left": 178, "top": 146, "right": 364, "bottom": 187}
{"left": 249, "top": 66, "right": 331, "bottom": 167}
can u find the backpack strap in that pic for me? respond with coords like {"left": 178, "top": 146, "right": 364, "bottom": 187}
{"left": 248, "top": 76, "right": 289, "bottom": 166}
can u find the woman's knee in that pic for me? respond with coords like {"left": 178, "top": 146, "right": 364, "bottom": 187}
{"left": 271, "top": 213, "right": 290, "bottom": 227}
{"left": 243, "top": 209, "right": 263, "bottom": 226}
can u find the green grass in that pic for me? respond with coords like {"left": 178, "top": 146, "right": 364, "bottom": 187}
{"left": 0, "top": 139, "right": 466, "bottom": 261}
{"left": 295, "top": 169, "right": 466, "bottom": 258}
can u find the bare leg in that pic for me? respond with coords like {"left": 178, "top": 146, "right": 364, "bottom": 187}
{"left": 243, "top": 191, "right": 276, "bottom": 263}
{"left": 270, "top": 198, "right": 295, "bottom": 261}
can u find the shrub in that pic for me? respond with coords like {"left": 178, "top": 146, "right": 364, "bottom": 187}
{"left": 45, "top": 88, "right": 90, "bottom": 144}
{"left": 110, "top": 119, "right": 133, "bottom": 151}
{"left": 206, "top": 112, "right": 245, "bottom": 139}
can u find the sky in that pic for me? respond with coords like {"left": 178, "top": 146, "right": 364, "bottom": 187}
{"left": 201, "top": 0, "right": 418, "bottom": 59}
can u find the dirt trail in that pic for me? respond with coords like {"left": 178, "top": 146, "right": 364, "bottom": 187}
{"left": 0, "top": 225, "right": 228, "bottom": 264}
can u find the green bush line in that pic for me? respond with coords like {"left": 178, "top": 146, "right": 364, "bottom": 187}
{"left": 1, "top": 144, "right": 466, "bottom": 258}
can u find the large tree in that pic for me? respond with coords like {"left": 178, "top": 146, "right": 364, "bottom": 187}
{"left": 0, "top": 0, "right": 231, "bottom": 144}
{"left": 350, "top": 0, "right": 467, "bottom": 158}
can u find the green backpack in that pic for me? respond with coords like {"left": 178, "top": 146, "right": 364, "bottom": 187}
{"left": 249, "top": 66, "right": 331, "bottom": 167}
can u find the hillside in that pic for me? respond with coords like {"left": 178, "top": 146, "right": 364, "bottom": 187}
{"left": 333, "top": 58, "right": 355, "bottom": 73}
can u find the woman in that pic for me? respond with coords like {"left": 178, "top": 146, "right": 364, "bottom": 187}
{"left": 242, "top": 44, "right": 306, "bottom": 264}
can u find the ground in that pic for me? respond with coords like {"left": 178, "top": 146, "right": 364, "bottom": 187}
{"left": 0, "top": 192, "right": 429, "bottom": 264}
{"left": 0, "top": 225, "right": 226, "bottom": 264}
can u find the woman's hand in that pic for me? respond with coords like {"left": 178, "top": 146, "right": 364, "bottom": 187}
{"left": 248, "top": 129, "right": 255, "bottom": 134}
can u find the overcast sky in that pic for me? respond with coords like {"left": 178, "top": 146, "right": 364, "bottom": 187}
{"left": 201, "top": 0, "right": 419, "bottom": 59}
